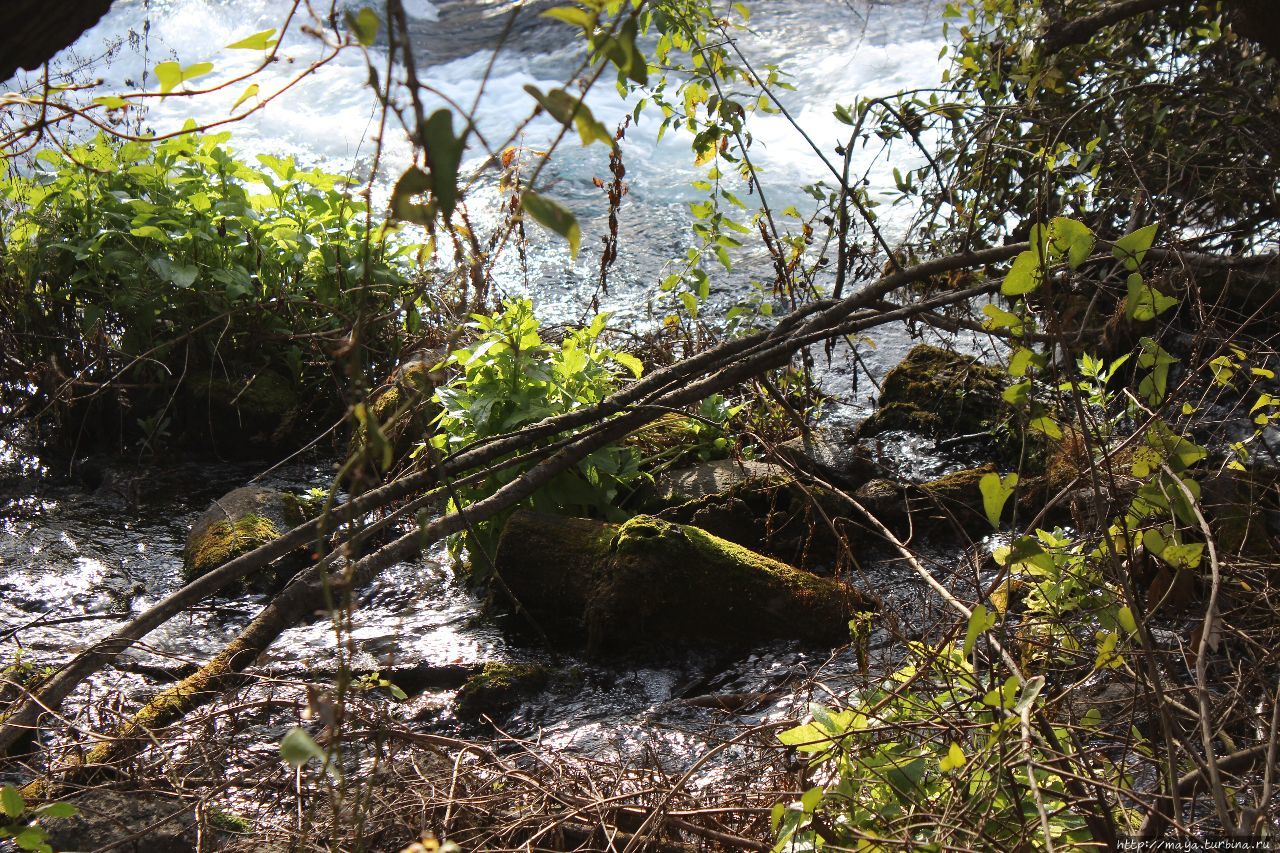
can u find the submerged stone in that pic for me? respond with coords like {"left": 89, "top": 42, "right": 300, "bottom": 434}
{"left": 454, "top": 661, "right": 550, "bottom": 720}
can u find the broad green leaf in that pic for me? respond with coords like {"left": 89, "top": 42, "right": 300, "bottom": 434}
{"left": 982, "top": 675, "right": 1020, "bottom": 709}
{"left": 978, "top": 471, "right": 1018, "bottom": 528}
{"left": 612, "top": 352, "right": 643, "bottom": 378}
{"left": 523, "top": 85, "right": 613, "bottom": 147}
{"left": 390, "top": 166, "right": 433, "bottom": 225}
{"left": 800, "top": 786, "right": 824, "bottom": 813}
{"left": 1008, "top": 347, "right": 1039, "bottom": 377}
{"left": 226, "top": 29, "right": 278, "bottom": 50}
{"left": 1001, "top": 250, "right": 1041, "bottom": 296}
{"left": 153, "top": 61, "right": 183, "bottom": 93}
{"left": 940, "top": 742, "right": 966, "bottom": 772}
{"left": 521, "top": 191, "right": 581, "bottom": 259}
{"left": 1116, "top": 606, "right": 1138, "bottom": 635}
{"left": 679, "top": 290, "right": 699, "bottom": 318}
{"left": 777, "top": 721, "right": 833, "bottom": 752}
{"left": 1112, "top": 223, "right": 1159, "bottom": 270}
{"left": 153, "top": 61, "right": 214, "bottom": 95}
{"left": 94, "top": 95, "right": 129, "bottom": 109}
{"left": 420, "top": 109, "right": 465, "bottom": 220}
{"left": 1126, "top": 273, "right": 1178, "bottom": 321}
{"left": 34, "top": 802, "right": 77, "bottom": 818}
{"left": 541, "top": 6, "right": 596, "bottom": 30}
{"left": 1002, "top": 380, "right": 1030, "bottom": 406}
{"left": 1028, "top": 415, "right": 1063, "bottom": 439}
{"left": 231, "top": 83, "right": 260, "bottom": 112}
{"left": 1081, "top": 707, "right": 1102, "bottom": 728}
{"left": 280, "top": 727, "right": 326, "bottom": 768}
{"left": 1050, "top": 216, "right": 1095, "bottom": 269}
{"left": 345, "top": 7, "right": 381, "bottom": 45}
{"left": 963, "top": 603, "right": 997, "bottom": 656}
{"left": 982, "top": 303, "right": 1024, "bottom": 334}
{"left": 1, "top": 785, "right": 23, "bottom": 818}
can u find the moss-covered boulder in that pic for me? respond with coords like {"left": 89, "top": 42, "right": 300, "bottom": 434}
{"left": 183, "top": 368, "right": 303, "bottom": 455}
{"left": 857, "top": 345, "right": 1008, "bottom": 441}
{"left": 182, "top": 486, "right": 311, "bottom": 583}
{"left": 346, "top": 354, "right": 445, "bottom": 487}
{"left": 454, "top": 661, "right": 550, "bottom": 720}
{"left": 494, "top": 510, "right": 877, "bottom": 653}
{"left": 658, "top": 475, "right": 860, "bottom": 570}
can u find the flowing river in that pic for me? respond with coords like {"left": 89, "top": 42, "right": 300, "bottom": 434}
{"left": 1, "top": 0, "right": 989, "bottom": 788}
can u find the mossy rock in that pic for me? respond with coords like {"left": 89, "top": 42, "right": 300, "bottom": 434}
{"left": 183, "top": 368, "right": 303, "bottom": 454}
{"left": 454, "top": 661, "right": 550, "bottom": 719}
{"left": 857, "top": 345, "right": 1008, "bottom": 441}
{"left": 658, "top": 475, "right": 860, "bottom": 570}
{"left": 182, "top": 486, "right": 311, "bottom": 584}
{"left": 346, "top": 358, "right": 443, "bottom": 487}
{"left": 495, "top": 510, "right": 877, "bottom": 653}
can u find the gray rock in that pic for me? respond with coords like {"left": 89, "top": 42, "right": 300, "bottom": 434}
{"left": 43, "top": 788, "right": 197, "bottom": 853}
{"left": 653, "top": 458, "right": 789, "bottom": 504}
{"left": 776, "top": 428, "right": 880, "bottom": 489}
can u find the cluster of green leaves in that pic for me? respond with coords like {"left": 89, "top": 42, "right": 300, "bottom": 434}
{"left": 427, "top": 299, "right": 645, "bottom": 575}
{"left": 0, "top": 128, "right": 423, "bottom": 445}
{"left": 0, "top": 786, "right": 76, "bottom": 853}
{"left": 905, "top": 0, "right": 1280, "bottom": 254}
{"left": 773, "top": 649, "right": 1100, "bottom": 850}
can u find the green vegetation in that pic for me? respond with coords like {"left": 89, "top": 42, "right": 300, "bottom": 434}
{"left": 0, "top": 129, "right": 424, "bottom": 452}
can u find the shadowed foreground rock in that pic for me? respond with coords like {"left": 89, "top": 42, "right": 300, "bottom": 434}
{"left": 495, "top": 510, "right": 876, "bottom": 653}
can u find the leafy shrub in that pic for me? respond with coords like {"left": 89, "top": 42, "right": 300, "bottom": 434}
{"left": 429, "top": 298, "right": 645, "bottom": 577}
{"left": 0, "top": 128, "right": 423, "bottom": 451}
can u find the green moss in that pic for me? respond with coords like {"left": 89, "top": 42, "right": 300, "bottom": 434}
{"left": 349, "top": 362, "right": 440, "bottom": 476}
{"left": 182, "top": 513, "right": 280, "bottom": 580}
{"left": 207, "top": 809, "right": 252, "bottom": 834}
{"left": 455, "top": 662, "right": 549, "bottom": 718}
{"left": 592, "top": 515, "right": 874, "bottom": 650}
{"left": 858, "top": 345, "right": 1007, "bottom": 440}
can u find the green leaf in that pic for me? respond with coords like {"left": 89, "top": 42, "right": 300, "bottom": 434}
{"left": 1081, "top": 707, "right": 1102, "bottom": 728}
{"left": 1002, "top": 380, "right": 1031, "bottom": 406}
{"left": 612, "top": 352, "right": 643, "bottom": 378}
{"left": 231, "top": 83, "right": 260, "bottom": 112}
{"left": 940, "top": 742, "right": 966, "bottom": 772}
{"left": 226, "top": 28, "right": 278, "bottom": 50}
{"left": 1, "top": 785, "right": 24, "bottom": 818}
{"left": 777, "top": 722, "right": 833, "bottom": 752}
{"left": 1001, "top": 250, "right": 1042, "bottom": 296}
{"left": 1028, "top": 415, "right": 1063, "bottom": 439}
{"left": 420, "top": 109, "right": 465, "bottom": 220}
{"left": 541, "top": 6, "right": 597, "bottom": 31}
{"left": 521, "top": 191, "right": 581, "bottom": 259}
{"left": 390, "top": 166, "right": 434, "bottom": 225}
{"left": 1126, "top": 273, "right": 1178, "bottom": 321}
{"left": 280, "top": 727, "right": 326, "bottom": 768}
{"left": 1112, "top": 223, "right": 1159, "bottom": 271}
{"left": 523, "top": 85, "right": 613, "bottom": 147}
{"left": 678, "top": 290, "right": 699, "bottom": 318}
{"left": 1050, "top": 216, "right": 1095, "bottom": 269}
{"left": 154, "top": 61, "right": 214, "bottom": 94}
{"left": 33, "top": 802, "right": 76, "bottom": 819}
{"left": 345, "top": 7, "right": 381, "bottom": 45}
{"left": 1116, "top": 606, "right": 1138, "bottom": 636}
{"left": 800, "top": 786, "right": 824, "bottom": 813}
{"left": 982, "top": 303, "right": 1025, "bottom": 334}
{"left": 963, "top": 603, "right": 997, "bottom": 656}
{"left": 978, "top": 471, "right": 1018, "bottom": 529}
{"left": 93, "top": 95, "right": 129, "bottom": 109}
